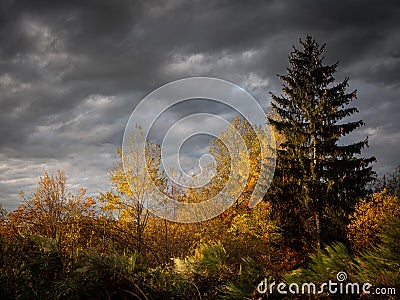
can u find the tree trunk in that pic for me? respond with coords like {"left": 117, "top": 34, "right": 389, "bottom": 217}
{"left": 315, "top": 210, "right": 321, "bottom": 249}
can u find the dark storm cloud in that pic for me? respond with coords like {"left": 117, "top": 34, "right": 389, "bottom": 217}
{"left": 1, "top": 0, "right": 399, "bottom": 209}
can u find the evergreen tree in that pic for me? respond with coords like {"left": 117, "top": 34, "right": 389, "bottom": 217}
{"left": 268, "top": 36, "right": 375, "bottom": 249}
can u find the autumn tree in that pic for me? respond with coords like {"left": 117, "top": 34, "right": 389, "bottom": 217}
{"left": 347, "top": 190, "right": 400, "bottom": 251}
{"left": 0, "top": 204, "right": 6, "bottom": 226}
{"left": 268, "top": 36, "right": 375, "bottom": 249}
{"left": 226, "top": 200, "right": 282, "bottom": 269}
{"left": 209, "top": 117, "right": 277, "bottom": 211}
{"left": 177, "top": 118, "right": 286, "bottom": 273}
{"left": 8, "top": 170, "right": 96, "bottom": 254}
{"left": 0, "top": 204, "right": 8, "bottom": 237}
{"left": 107, "top": 125, "right": 166, "bottom": 255}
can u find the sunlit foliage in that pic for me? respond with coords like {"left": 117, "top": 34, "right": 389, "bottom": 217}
{"left": 347, "top": 190, "right": 400, "bottom": 251}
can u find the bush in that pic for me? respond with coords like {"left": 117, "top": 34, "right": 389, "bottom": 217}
{"left": 172, "top": 242, "right": 232, "bottom": 299}
{"left": 347, "top": 190, "right": 400, "bottom": 252}
{"left": 0, "top": 234, "right": 63, "bottom": 299}
{"left": 354, "top": 216, "right": 400, "bottom": 292}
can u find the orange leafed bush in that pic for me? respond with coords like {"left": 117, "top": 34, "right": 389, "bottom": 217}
{"left": 347, "top": 190, "right": 400, "bottom": 251}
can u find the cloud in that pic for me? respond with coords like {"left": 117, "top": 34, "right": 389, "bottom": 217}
{"left": 1, "top": 0, "right": 399, "bottom": 210}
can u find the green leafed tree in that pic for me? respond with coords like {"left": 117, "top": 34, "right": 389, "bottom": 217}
{"left": 268, "top": 36, "right": 376, "bottom": 249}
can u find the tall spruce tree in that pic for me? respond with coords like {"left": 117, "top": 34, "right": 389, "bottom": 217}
{"left": 268, "top": 36, "right": 375, "bottom": 249}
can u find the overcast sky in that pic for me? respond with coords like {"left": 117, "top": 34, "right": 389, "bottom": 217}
{"left": 1, "top": 0, "right": 399, "bottom": 210}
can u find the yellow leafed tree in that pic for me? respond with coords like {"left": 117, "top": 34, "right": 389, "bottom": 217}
{"left": 8, "top": 170, "right": 96, "bottom": 254}
{"left": 347, "top": 189, "right": 400, "bottom": 251}
{"left": 107, "top": 125, "right": 165, "bottom": 254}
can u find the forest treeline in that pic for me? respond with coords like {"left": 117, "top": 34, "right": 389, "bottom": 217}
{"left": 1, "top": 36, "right": 399, "bottom": 299}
